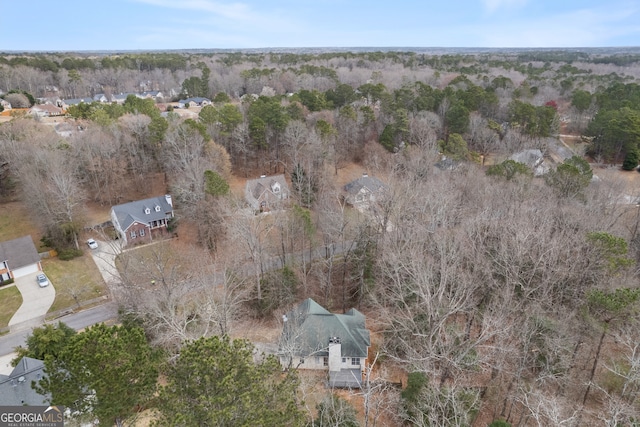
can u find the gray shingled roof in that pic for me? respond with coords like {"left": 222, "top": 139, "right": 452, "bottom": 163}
{"left": 62, "top": 97, "right": 93, "bottom": 106}
{"left": 0, "top": 236, "right": 40, "bottom": 270}
{"left": 344, "top": 175, "right": 387, "bottom": 195}
{"left": 0, "top": 357, "right": 50, "bottom": 406}
{"left": 111, "top": 195, "right": 173, "bottom": 232}
{"left": 245, "top": 175, "right": 289, "bottom": 209}
{"left": 281, "top": 298, "right": 370, "bottom": 358}
{"left": 178, "top": 97, "right": 211, "bottom": 105}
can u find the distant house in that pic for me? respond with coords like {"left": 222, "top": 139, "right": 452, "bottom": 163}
{"left": 110, "top": 195, "right": 174, "bottom": 246}
{"left": 29, "top": 103, "right": 64, "bottom": 117}
{"left": 245, "top": 174, "right": 290, "bottom": 212}
{"left": 93, "top": 93, "right": 110, "bottom": 103}
{"left": 112, "top": 93, "right": 136, "bottom": 104}
{"left": 0, "top": 98, "right": 11, "bottom": 110}
{"left": 279, "top": 298, "right": 370, "bottom": 388}
{"left": 177, "top": 97, "right": 211, "bottom": 108}
{"left": 510, "top": 149, "right": 549, "bottom": 177}
{"left": 60, "top": 97, "right": 93, "bottom": 110}
{"left": 141, "top": 91, "right": 163, "bottom": 101}
{"left": 0, "top": 357, "right": 50, "bottom": 406}
{"left": 343, "top": 173, "right": 387, "bottom": 209}
{"left": 0, "top": 236, "right": 42, "bottom": 282}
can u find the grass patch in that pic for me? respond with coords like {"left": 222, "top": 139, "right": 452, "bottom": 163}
{"left": 43, "top": 253, "right": 108, "bottom": 313}
{"left": 0, "top": 201, "right": 43, "bottom": 245}
{"left": 0, "top": 286, "right": 22, "bottom": 328}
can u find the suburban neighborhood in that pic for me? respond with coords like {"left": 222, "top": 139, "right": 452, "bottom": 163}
{"left": 1, "top": 45, "right": 640, "bottom": 426}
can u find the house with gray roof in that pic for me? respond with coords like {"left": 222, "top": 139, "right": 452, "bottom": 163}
{"left": 510, "top": 149, "right": 550, "bottom": 177}
{"left": 110, "top": 195, "right": 174, "bottom": 246}
{"left": 0, "top": 235, "right": 42, "bottom": 282}
{"left": 141, "top": 91, "right": 163, "bottom": 100}
{"left": 177, "top": 97, "right": 211, "bottom": 108}
{"left": 0, "top": 357, "right": 50, "bottom": 406}
{"left": 245, "top": 174, "right": 290, "bottom": 212}
{"left": 112, "top": 92, "right": 147, "bottom": 104}
{"left": 279, "top": 298, "right": 370, "bottom": 388}
{"left": 93, "top": 93, "right": 110, "bottom": 103}
{"left": 343, "top": 173, "right": 388, "bottom": 210}
{"left": 60, "top": 97, "right": 93, "bottom": 110}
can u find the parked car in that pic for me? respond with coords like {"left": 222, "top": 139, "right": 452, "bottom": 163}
{"left": 36, "top": 273, "right": 49, "bottom": 288}
{"left": 87, "top": 238, "right": 98, "bottom": 249}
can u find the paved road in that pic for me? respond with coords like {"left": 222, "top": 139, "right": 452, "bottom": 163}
{"left": 0, "top": 302, "right": 118, "bottom": 357}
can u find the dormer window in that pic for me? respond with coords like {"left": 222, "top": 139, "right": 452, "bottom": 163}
{"left": 271, "top": 182, "right": 281, "bottom": 193}
{"left": 155, "top": 205, "right": 161, "bottom": 212}
{"left": 144, "top": 208, "right": 151, "bottom": 214}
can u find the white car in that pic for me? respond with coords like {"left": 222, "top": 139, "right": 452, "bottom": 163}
{"left": 36, "top": 273, "right": 49, "bottom": 288}
{"left": 87, "top": 238, "right": 98, "bottom": 249}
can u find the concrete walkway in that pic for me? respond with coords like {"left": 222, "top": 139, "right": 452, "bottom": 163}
{"left": 8, "top": 272, "right": 56, "bottom": 332}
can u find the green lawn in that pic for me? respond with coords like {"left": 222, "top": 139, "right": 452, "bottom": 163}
{"left": 0, "top": 201, "right": 109, "bottom": 323}
{"left": 44, "top": 253, "right": 109, "bottom": 314}
{"left": 0, "top": 286, "right": 22, "bottom": 328}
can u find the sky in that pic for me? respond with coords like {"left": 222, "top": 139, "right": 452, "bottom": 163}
{"left": 2, "top": 0, "right": 640, "bottom": 51}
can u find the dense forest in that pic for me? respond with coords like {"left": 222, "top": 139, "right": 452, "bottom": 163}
{"left": 2, "top": 49, "right": 640, "bottom": 426}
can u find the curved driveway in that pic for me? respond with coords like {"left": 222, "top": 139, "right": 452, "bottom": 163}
{"left": 8, "top": 272, "right": 56, "bottom": 332}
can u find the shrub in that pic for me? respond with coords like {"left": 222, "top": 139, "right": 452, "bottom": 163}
{"left": 166, "top": 217, "right": 177, "bottom": 233}
{"left": 486, "top": 160, "right": 532, "bottom": 180}
{"left": 622, "top": 149, "right": 639, "bottom": 171}
{"left": 0, "top": 278, "right": 15, "bottom": 287}
{"left": 58, "top": 249, "right": 83, "bottom": 261}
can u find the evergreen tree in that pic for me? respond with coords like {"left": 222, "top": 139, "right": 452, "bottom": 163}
{"left": 204, "top": 169, "right": 229, "bottom": 196}
{"left": 622, "top": 148, "right": 640, "bottom": 171}
{"left": 154, "top": 336, "right": 303, "bottom": 426}
{"left": 36, "top": 324, "right": 160, "bottom": 427}
{"left": 12, "top": 322, "right": 76, "bottom": 365}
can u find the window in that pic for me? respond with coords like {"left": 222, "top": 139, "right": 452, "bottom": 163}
{"left": 155, "top": 205, "right": 161, "bottom": 212}
{"left": 144, "top": 208, "right": 151, "bottom": 214}
{"left": 356, "top": 192, "right": 369, "bottom": 203}
{"left": 323, "top": 357, "right": 329, "bottom": 367}
{"left": 351, "top": 358, "right": 360, "bottom": 366}
{"left": 139, "top": 229, "right": 145, "bottom": 237}
{"left": 130, "top": 231, "right": 137, "bottom": 239}
{"left": 342, "top": 358, "right": 346, "bottom": 363}
{"left": 299, "top": 358, "right": 304, "bottom": 364}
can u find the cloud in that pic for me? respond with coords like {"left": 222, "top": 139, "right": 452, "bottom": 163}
{"left": 481, "top": 0, "right": 529, "bottom": 13}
